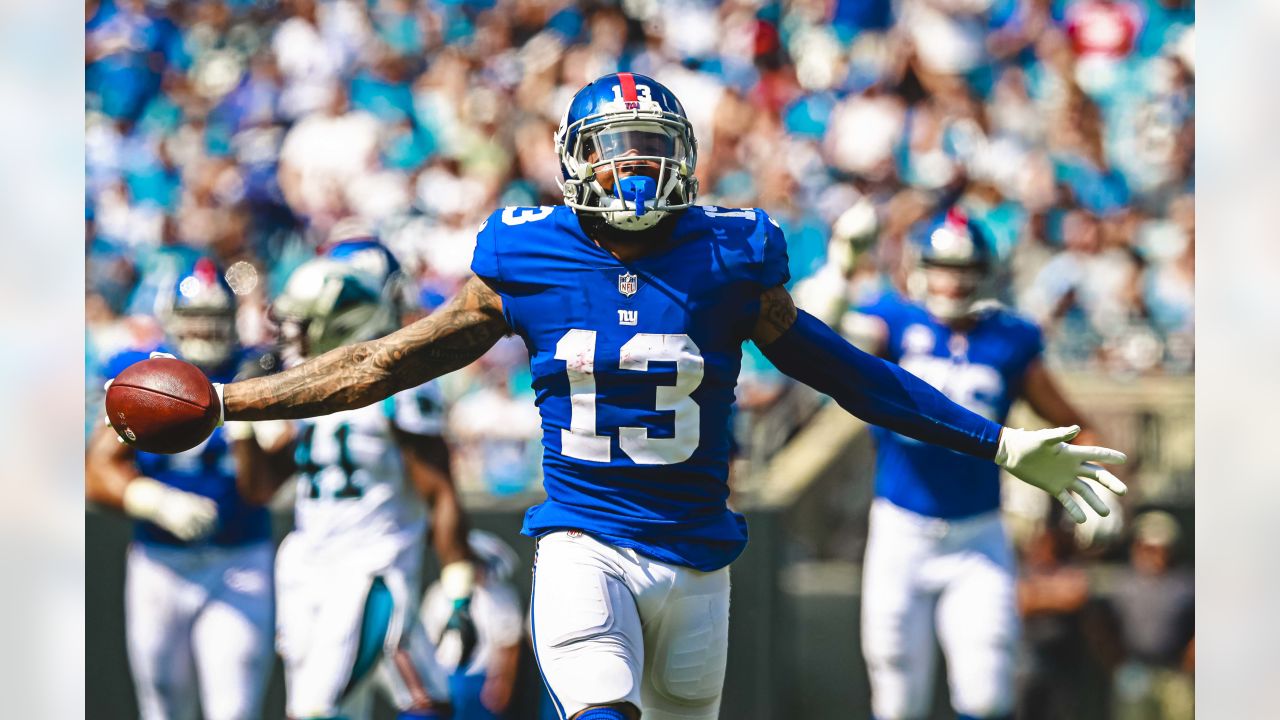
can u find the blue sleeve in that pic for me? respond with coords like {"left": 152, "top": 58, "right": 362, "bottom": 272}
{"left": 760, "top": 310, "right": 1002, "bottom": 460}
{"left": 755, "top": 210, "right": 791, "bottom": 288}
{"left": 855, "top": 291, "right": 903, "bottom": 323}
{"left": 103, "top": 349, "right": 155, "bottom": 380}
{"left": 1015, "top": 319, "right": 1046, "bottom": 378}
{"left": 470, "top": 211, "right": 503, "bottom": 284}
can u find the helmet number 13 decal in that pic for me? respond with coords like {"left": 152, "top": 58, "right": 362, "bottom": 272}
{"left": 555, "top": 329, "right": 704, "bottom": 465}
{"left": 612, "top": 84, "right": 654, "bottom": 103}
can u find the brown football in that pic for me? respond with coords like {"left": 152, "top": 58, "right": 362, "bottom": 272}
{"left": 105, "top": 357, "right": 220, "bottom": 454}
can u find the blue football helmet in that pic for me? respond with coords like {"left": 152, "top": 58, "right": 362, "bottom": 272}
{"left": 555, "top": 72, "right": 699, "bottom": 231}
{"left": 163, "top": 257, "right": 239, "bottom": 370}
{"left": 907, "top": 209, "right": 995, "bottom": 322}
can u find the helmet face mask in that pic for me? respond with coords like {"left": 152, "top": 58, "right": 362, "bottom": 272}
{"left": 169, "top": 312, "right": 237, "bottom": 369}
{"left": 921, "top": 265, "right": 985, "bottom": 322}
{"left": 164, "top": 258, "right": 239, "bottom": 371}
{"left": 908, "top": 211, "right": 994, "bottom": 323}
{"left": 556, "top": 73, "right": 699, "bottom": 232}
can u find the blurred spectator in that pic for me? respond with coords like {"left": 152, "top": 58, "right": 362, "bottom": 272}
{"left": 277, "top": 82, "right": 380, "bottom": 224}
{"left": 1107, "top": 510, "right": 1195, "bottom": 720}
{"left": 273, "top": 0, "right": 370, "bottom": 120}
{"left": 1020, "top": 208, "right": 1147, "bottom": 368}
{"left": 1016, "top": 520, "right": 1109, "bottom": 720}
{"left": 448, "top": 350, "right": 541, "bottom": 495}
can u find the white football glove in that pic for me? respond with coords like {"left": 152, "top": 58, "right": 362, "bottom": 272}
{"left": 122, "top": 477, "right": 219, "bottom": 541}
{"left": 995, "top": 425, "right": 1127, "bottom": 524}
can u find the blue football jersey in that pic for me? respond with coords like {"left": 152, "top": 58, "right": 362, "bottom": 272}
{"left": 857, "top": 292, "right": 1043, "bottom": 519}
{"left": 471, "top": 205, "right": 789, "bottom": 571}
{"left": 103, "top": 347, "right": 272, "bottom": 548}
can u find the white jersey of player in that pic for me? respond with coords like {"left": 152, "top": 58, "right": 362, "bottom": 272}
{"left": 276, "top": 380, "right": 452, "bottom": 718}
{"left": 291, "top": 382, "right": 445, "bottom": 554}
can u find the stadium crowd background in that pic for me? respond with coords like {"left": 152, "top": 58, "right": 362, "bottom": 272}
{"left": 85, "top": 0, "right": 1194, "bottom": 488}
{"left": 85, "top": 0, "right": 1194, "bottom": 715}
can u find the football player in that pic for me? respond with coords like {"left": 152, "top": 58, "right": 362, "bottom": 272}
{"left": 851, "top": 210, "right": 1110, "bottom": 720}
{"left": 86, "top": 258, "right": 278, "bottom": 720}
{"left": 246, "top": 254, "right": 472, "bottom": 720}
{"left": 116, "top": 73, "right": 1126, "bottom": 720}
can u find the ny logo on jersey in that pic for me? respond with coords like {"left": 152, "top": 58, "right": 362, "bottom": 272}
{"left": 618, "top": 272, "right": 639, "bottom": 297}
{"left": 618, "top": 309, "right": 638, "bottom": 326}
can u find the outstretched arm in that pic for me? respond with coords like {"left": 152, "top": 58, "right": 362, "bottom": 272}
{"left": 224, "top": 276, "right": 510, "bottom": 421}
{"left": 752, "top": 285, "right": 1002, "bottom": 458}
{"left": 751, "top": 286, "right": 1126, "bottom": 521}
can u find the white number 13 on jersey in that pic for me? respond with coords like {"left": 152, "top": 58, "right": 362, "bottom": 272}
{"left": 555, "top": 329, "right": 704, "bottom": 465}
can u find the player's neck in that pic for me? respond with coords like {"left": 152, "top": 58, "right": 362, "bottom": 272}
{"left": 594, "top": 235, "right": 669, "bottom": 262}
{"left": 579, "top": 215, "right": 676, "bottom": 263}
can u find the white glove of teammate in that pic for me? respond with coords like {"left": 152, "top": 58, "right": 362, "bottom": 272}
{"left": 122, "top": 477, "right": 219, "bottom": 541}
{"left": 995, "top": 425, "right": 1127, "bottom": 524}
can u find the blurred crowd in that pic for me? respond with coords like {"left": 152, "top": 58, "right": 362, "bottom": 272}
{"left": 85, "top": 0, "right": 1195, "bottom": 492}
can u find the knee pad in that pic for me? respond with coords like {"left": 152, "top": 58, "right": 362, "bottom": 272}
{"left": 647, "top": 595, "right": 729, "bottom": 705}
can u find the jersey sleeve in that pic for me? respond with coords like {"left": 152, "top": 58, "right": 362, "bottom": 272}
{"left": 754, "top": 210, "right": 791, "bottom": 288}
{"left": 1011, "top": 315, "right": 1046, "bottom": 376}
{"left": 103, "top": 347, "right": 158, "bottom": 380}
{"left": 470, "top": 210, "right": 504, "bottom": 284}
{"left": 388, "top": 382, "right": 446, "bottom": 437}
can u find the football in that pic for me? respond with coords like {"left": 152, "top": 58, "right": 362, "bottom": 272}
{"left": 105, "top": 357, "right": 221, "bottom": 454}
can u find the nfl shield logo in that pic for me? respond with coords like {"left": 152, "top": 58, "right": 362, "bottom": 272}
{"left": 618, "top": 272, "right": 639, "bottom": 297}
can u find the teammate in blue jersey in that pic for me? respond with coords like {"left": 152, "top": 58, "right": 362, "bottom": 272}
{"left": 852, "top": 210, "right": 1108, "bottom": 720}
{"left": 87, "top": 258, "right": 279, "bottom": 720}
{"left": 117, "top": 73, "right": 1128, "bottom": 720}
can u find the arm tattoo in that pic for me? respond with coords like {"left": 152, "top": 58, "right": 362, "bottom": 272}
{"left": 752, "top": 285, "right": 798, "bottom": 346}
{"left": 225, "top": 276, "right": 510, "bottom": 421}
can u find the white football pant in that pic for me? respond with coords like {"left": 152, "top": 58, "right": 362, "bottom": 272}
{"left": 531, "top": 531, "right": 730, "bottom": 720}
{"left": 861, "top": 499, "right": 1019, "bottom": 720}
{"left": 125, "top": 541, "right": 275, "bottom": 720}
{"left": 275, "top": 534, "right": 450, "bottom": 718}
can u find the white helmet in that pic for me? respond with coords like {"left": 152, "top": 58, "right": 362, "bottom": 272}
{"left": 273, "top": 258, "right": 400, "bottom": 363}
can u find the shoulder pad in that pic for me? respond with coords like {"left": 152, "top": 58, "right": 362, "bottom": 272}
{"left": 471, "top": 206, "right": 562, "bottom": 284}
{"left": 698, "top": 206, "right": 790, "bottom": 287}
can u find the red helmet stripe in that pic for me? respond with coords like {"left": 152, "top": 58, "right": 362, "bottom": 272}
{"left": 617, "top": 72, "right": 638, "bottom": 102}
{"left": 194, "top": 257, "right": 219, "bottom": 284}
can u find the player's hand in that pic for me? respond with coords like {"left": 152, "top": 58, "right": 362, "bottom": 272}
{"left": 436, "top": 559, "right": 479, "bottom": 669}
{"left": 437, "top": 597, "right": 479, "bottom": 670}
{"left": 995, "top": 425, "right": 1127, "bottom": 524}
{"left": 122, "top": 477, "right": 219, "bottom": 541}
